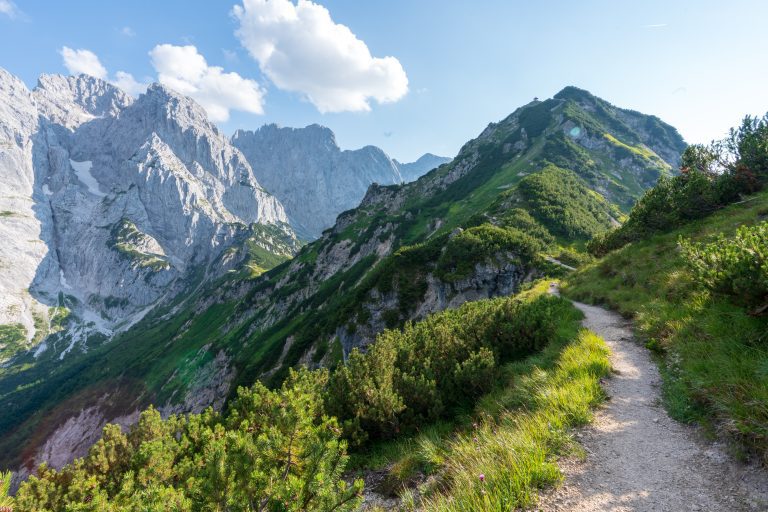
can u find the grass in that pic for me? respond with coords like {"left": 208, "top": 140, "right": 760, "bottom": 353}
{"left": 564, "top": 189, "right": 768, "bottom": 461}
{"left": 421, "top": 330, "right": 610, "bottom": 511}
{"left": 110, "top": 218, "right": 171, "bottom": 271}
{"left": 603, "top": 132, "right": 659, "bottom": 161}
{"left": 0, "top": 323, "right": 27, "bottom": 362}
{"left": 351, "top": 281, "right": 611, "bottom": 509}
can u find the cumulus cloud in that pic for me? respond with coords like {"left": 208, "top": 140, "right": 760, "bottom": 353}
{"left": 149, "top": 44, "right": 265, "bottom": 122}
{"left": 57, "top": 44, "right": 262, "bottom": 121}
{"left": 113, "top": 71, "right": 148, "bottom": 96}
{"left": 0, "top": 0, "right": 20, "bottom": 18}
{"left": 60, "top": 47, "right": 108, "bottom": 79}
{"left": 232, "top": 0, "right": 408, "bottom": 113}
{"left": 59, "top": 47, "right": 147, "bottom": 96}
{"left": 120, "top": 26, "right": 136, "bottom": 37}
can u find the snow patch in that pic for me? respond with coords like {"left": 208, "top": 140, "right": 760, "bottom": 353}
{"left": 33, "top": 341, "right": 48, "bottom": 358}
{"left": 59, "top": 269, "right": 71, "bottom": 290}
{"left": 69, "top": 159, "right": 106, "bottom": 197}
{"left": 42, "top": 184, "right": 53, "bottom": 196}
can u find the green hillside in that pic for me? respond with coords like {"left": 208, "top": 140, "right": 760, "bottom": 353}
{"left": 0, "top": 87, "right": 684, "bottom": 469}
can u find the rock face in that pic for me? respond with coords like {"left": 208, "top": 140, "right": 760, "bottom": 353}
{"left": 232, "top": 124, "right": 450, "bottom": 239}
{"left": 0, "top": 69, "right": 295, "bottom": 359}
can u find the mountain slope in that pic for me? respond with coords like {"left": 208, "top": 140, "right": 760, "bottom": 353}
{"left": 232, "top": 124, "right": 450, "bottom": 239}
{"left": 0, "top": 86, "right": 685, "bottom": 472}
{"left": 0, "top": 69, "right": 299, "bottom": 364}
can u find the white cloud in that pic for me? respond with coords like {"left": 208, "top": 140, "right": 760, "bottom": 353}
{"left": 0, "top": 0, "right": 20, "bottom": 18}
{"left": 59, "top": 47, "right": 147, "bottom": 96}
{"left": 149, "top": 44, "right": 265, "bottom": 122}
{"left": 232, "top": 0, "right": 408, "bottom": 113}
{"left": 120, "top": 26, "right": 136, "bottom": 37}
{"left": 113, "top": 71, "right": 147, "bottom": 96}
{"left": 60, "top": 47, "right": 108, "bottom": 79}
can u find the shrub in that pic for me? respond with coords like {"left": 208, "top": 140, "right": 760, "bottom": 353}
{"left": 553, "top": 248, "right": 593, "bottom": 268}
{"left": 327, "top": 294, "right": 572, "bottom": 443}
{"left": 0, "top": 471, "right": 12, "bottom": 509}
{"left": 13, "top": 369, "right": 362, "bottom": 512}
{"left": 435, "top": 224, "right": 542, "bottom": 282}
{"left": 588, "top": 170, "right": 739, "bottom": 256}
{"left": 516, "top": 166, "right": 617, "bottom": 240}
{"left": 681, "top": 222, "right": 768, "bottom": 312}
{"left": 590, "top": 113, "right": 768, "bottom": 256}
{"left": 497, "top": 208, "right": 555, "bottom": 246}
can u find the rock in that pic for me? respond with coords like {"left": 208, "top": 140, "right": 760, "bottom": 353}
{"left": 0, "top": 68, "right": 295, "bottom": 355}
{"left": 232, "top": 124, "right": 450, "bottom": 239}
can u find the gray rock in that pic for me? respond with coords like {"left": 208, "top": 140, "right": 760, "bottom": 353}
{"left": 0, "top": 68, "right": 293, "bottom": 357}
{"left": 232, "top": 124, "right": 450, "bottom": 239}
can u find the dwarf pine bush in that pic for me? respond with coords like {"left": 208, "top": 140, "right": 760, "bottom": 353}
{"left": 12, "top": 369, "right": 362, "bottom": 512}
{"left": 681, "top": 221, "right": 768, "bottom": 311}
{"left": 327, "top": 293, "right": 570, "bottom": 444}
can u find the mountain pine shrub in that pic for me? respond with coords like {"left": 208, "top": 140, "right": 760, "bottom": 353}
{"left": 13, "top": 369, "right": 362, "bottom": 512}
{"left": 681, "top": 222, "right": 768, "bottom": 312}
{"left": 327, "top": 293, "right": 570, "bottom": 444}
{"left": 590, "top": 113, "right": 768, "bottom": 256}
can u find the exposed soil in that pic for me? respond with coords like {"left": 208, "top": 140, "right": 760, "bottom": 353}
{"left": 538, "top": 283, "right": 768, "bottom": 511}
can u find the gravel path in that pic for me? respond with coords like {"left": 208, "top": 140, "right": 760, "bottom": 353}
{"left": 538, "top": 283, "right": 768, "bottom": 511}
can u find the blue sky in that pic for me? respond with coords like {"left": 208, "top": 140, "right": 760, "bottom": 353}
{"left": 1, "top": 0, "right": 767, "bottom": 162}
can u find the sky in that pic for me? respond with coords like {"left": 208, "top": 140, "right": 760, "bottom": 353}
{"left": 1, "top": 0, "right": 767, "bottom": 162}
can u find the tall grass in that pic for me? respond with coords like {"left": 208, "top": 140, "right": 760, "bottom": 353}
{"left": 420, "top": 330, "right": 610, "bottom": 511}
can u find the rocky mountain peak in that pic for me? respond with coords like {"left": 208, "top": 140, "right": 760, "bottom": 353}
{"left": 33, "top": 74, "right": 132, "bottom": 129}
{"left": 234, "top": 123, "right": 339, "bottom": 153}
{"left": 0, "top": 68, "right": 294, "bottom": 365}
{"left": 132, "top": 82, "right": 221, "bottom": 136}
{"left": 394, "top": 152, "right": 453, "bottom": 182}
{"left": 233, "top": 124, "right": 438, "bottom": 239}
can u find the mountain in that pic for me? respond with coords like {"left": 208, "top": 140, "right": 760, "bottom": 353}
{"left": 394, "top": 152, "right": 452, "bottom": 182}
{"left": 0, "top": 69, "right": 299, "bottom": 367}
{"left": 0, "top": 85, "right": 685, "bottom": 475}
{"left": 232, "top": 124, "right": 450, "bottom": 239}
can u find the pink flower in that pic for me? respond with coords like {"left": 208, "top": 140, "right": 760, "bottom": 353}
{"left": 479, "top": 473, "right": 485, "bottom": 482}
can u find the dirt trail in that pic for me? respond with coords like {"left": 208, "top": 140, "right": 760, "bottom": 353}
{"left": 539, "top": 283, "right": 768, "bottom": 512}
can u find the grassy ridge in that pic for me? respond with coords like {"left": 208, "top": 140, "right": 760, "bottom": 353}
{"left": 564, "top": 190, "right": 768, "bottom": 460}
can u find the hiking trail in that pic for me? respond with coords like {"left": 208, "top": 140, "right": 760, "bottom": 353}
{"left": 539, "top": 283, "right": 768, "bottom": 511}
